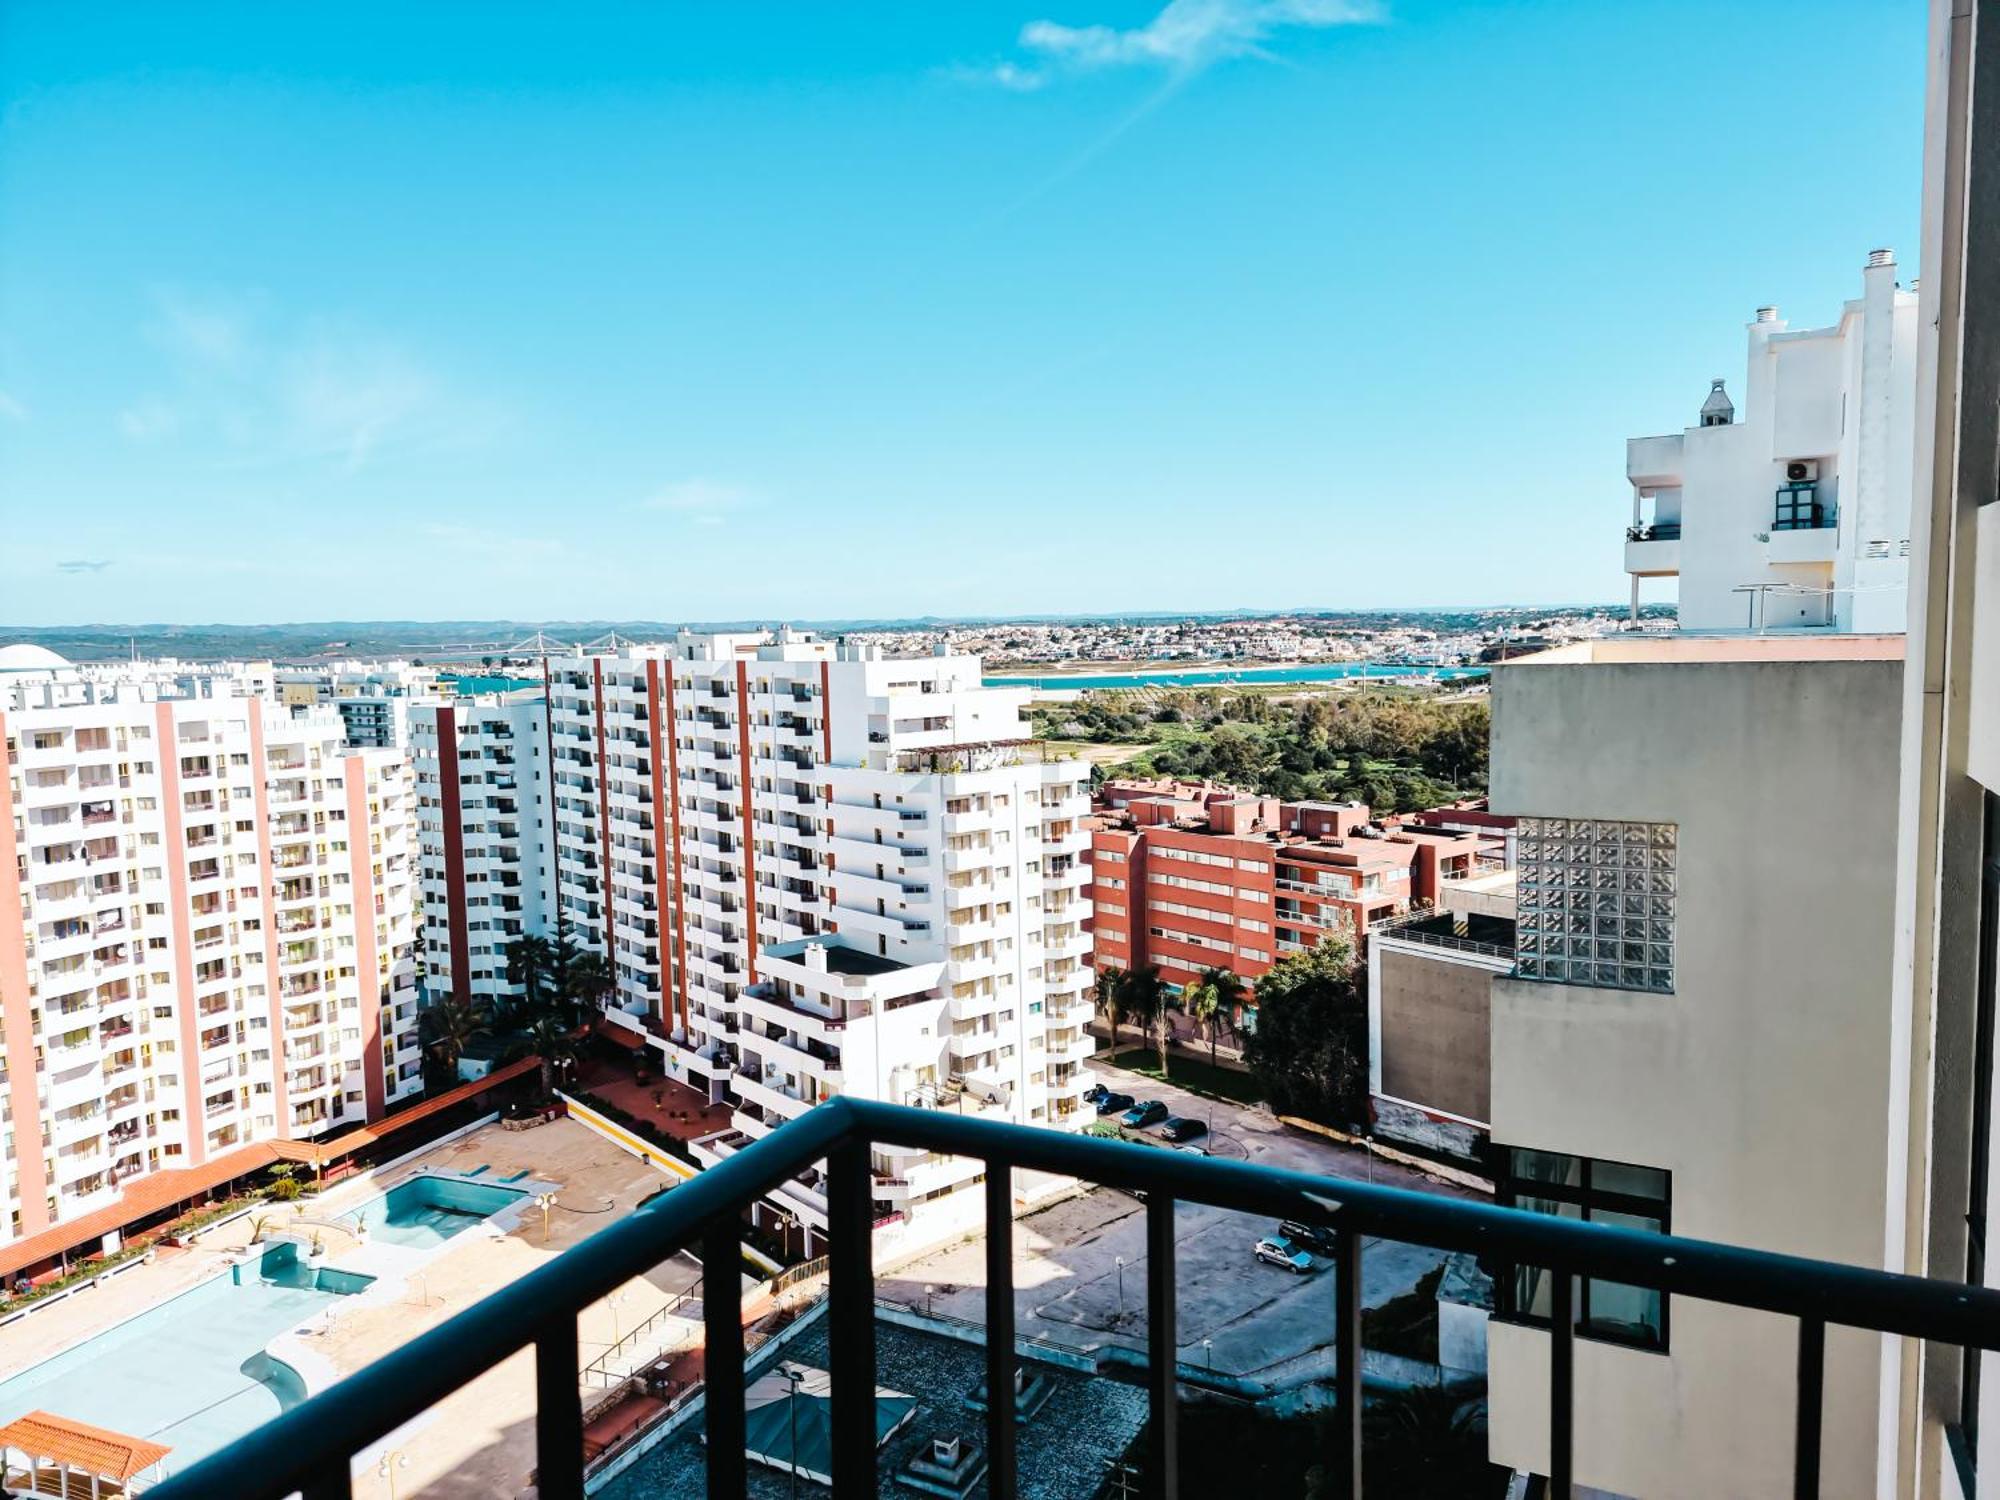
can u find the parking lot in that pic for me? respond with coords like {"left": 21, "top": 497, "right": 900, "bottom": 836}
{"left": 880, "top": 1066, "right": 1477, "bottom": 1382}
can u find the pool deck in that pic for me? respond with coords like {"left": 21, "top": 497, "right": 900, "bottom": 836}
{"left": 0, "top": 1116, "right": 700, "bottom": 1499}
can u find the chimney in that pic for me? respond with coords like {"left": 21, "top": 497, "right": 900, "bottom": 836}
{"left": 803, "top": 943, "right": 829, "bottom": 973}
{"left": 1867, "top": 247, "right": 1895, "bottom": 268}
{"left": 1755, "top": 306, "right": 1779, "bottom": 323}
{"left": 1699, "top": 378, "right": 1735, "bottom": 428}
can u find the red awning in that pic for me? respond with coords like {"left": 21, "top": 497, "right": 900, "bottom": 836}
{"left": 595, "top": 1019, "right": 648, "bottom": 1051}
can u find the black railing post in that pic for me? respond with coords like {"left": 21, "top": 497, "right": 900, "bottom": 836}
{"left": 1795, "top": 1317, "right": 1825, "bottom": 1499}
{"left": 1335, "top": 1226, "right": 1363, "bottom": 1499}
{"left": 535, "top": 1317, "right": 584, "bottom": 1500}
{"left": 985, "top": 1165, "right": 1019, "bottom": 1500}
{"left": 703, "top": 1219, "right": 747, "bottom": 1500}
{"left": 1550, "top": 1270, "right": 1575, "bottom": 1500}
{"left": 1146, "top": 1192, "right": 1180, "bottom": 1500}
{"left": 828, "top": 1138, "right": 879, "bottom": 1497}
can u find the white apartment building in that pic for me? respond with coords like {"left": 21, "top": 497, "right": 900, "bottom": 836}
{"left": 409, "top": 691, "right": 558, "bottom": 1010}
{"left": 1625, "top": 249, "right": 1920, "bottom": 633}
{"left": 274, "top": 660, "right": 443, "bottom": 750}
{"left": 0, "top": 645, "right": 421, "bottom": 1255}
{"left": 534, "top": 630, "right": 1095, "bottom": 1253}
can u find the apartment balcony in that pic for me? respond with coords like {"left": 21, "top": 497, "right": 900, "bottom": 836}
{"left": 1623, "top": 521, "right": 1682, "bottom": 579}
{"left": 149, "top": 1096, "right": 2000, "bottom": 1500}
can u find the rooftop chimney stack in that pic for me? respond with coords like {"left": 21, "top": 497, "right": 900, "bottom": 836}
{"left": 1700, "top": 378, "right": 1735, "bottom": 428}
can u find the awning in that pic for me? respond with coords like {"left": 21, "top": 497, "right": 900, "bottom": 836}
{"left": 0, "top": 1410, "right": 171, "bottom": 1483}
{"left": 740, "top": 1364, "right": 916, "bottom": 1484}
{"left": 594, "top": 1019, "right": 647, "bottom": 1051}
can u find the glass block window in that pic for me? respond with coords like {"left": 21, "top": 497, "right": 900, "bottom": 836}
{"left": 1513, "top": 817, "right": 1675, "bottom": 992}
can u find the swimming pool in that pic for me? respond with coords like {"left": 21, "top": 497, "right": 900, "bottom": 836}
{"left": 338, "top": 1175, "right": 527, "bottom": 1249}
{"left": 0, "top": 1242, "right": 368, "bottom": 1472}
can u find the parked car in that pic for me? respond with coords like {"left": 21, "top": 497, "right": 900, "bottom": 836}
{"left": 1082, "top": 1082, "right": 1109, "bottom": 1106}
{"left": 1277, "top": 1219, "right": 1340, "bottom": 1257}
{"left": 1120, "top": 1100, "right": 1169, "bottom": 1129}
{"left": 1158, "top": 1117, "right": 1207, "bottom": 1144}
{"left": 1095, "top": 1092, "right": 1135, "bottom": 1117}
{"left": 1254, "top": 1236, "right": 1315, "bottom": 1274}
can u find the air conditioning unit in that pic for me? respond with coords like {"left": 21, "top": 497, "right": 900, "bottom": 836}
{"left": 1785, "top": 460, "right": 1820, "bottom": 483}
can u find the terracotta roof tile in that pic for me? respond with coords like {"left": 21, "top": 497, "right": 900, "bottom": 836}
{"left": 0, "top": 1410, "right": 173, "bottom": 1481}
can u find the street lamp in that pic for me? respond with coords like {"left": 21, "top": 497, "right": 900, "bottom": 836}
{"left": 1114, "top": 1255, "right": 1126, "bottom": 1323}
{"left": 1202, "top": 1337, "right": 1214, "bottom": 1375}
{"left": 537, "top": 1190, "right": 557, "bottom": 1241}
{"left": 923, "top": 1283, "right": 937, "bottom": 1319}
{"left": 376, "top": 1449, "right": 409, "bottom": 1500}
{"left": 781, "top": 1362, "right": 806, "bottom": 1500}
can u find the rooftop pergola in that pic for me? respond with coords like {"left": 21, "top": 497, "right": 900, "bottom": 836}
{"left": 0, "top": 1411, "right": 172, "bottom": 1497}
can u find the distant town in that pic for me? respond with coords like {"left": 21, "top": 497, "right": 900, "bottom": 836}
{"left": 0, "top": 601, "right": 1672, "bottom": 674}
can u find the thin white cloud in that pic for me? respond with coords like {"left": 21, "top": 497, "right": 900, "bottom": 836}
{"left": 55, "top": 559, "right": 111, "bottom": 574}
{"left": 118, "top": 289, "right": 499, "bottom": 471}
{"left": 639, "top": 478, "right": 756, "bottom": 528}
{"left": 970, "top": 0, "right": 1379, "bottom": 88}
{"left": 0, "top": 391, "right": 26, "bottom": 423}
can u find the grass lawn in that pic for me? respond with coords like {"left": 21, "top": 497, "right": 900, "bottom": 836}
{"left": 1098, "top": 1044, "right": 1267, "bottom": 1107}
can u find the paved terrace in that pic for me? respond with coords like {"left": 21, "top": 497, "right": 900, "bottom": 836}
{"left": 0, "top": 1117, "right": 700, "bottom": 1500}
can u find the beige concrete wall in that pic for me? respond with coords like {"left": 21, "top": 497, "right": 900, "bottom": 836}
{"left": 1487, "top": 653, "right": 1904, "bottom": 1499}
{"left": 1376, "top": 944, "right": 1492, "bottom": 1125}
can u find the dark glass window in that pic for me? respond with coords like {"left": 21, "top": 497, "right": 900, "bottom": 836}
{"left": 1963, "top": 794, "right": 2000, "bottom": 1459}
{"left": 1498, "top": 1147, "right": 1671, "bottom": 1351}
{"left": 1773, "top": 482, "right": 1826, "bottom": 531}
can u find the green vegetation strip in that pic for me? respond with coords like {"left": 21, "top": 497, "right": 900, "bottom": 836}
{"left": 1097, "top": 1045, "right": 1268, "bottom": 1107}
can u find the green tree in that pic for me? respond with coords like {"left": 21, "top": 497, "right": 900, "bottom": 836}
{"left": 503, "top": 934, "right": 559, "bottom": 1025}
{"left": 1183, "top": 965, "right": 1245, "bottom": 1068}
{"left": 525, "top": 1012, "right": 582, "bottom": 1101}
{"left": 1241, "top": 940, "right": 1369, "bottom": 1125}
{"left": 1093, "top": 965, "right": 1129, "bottom": 1051}
{"left": 420, "top": 996, "right": 490, "bottom": 1087}
{"left": 561, "top": 948, "right": 615, "bottom": 1022}
{"left": 1116, "top": 965, "right": 1169, "bottom": 1073}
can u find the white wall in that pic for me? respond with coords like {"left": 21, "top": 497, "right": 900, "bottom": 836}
{"left": 1487, "top": 649, "right": 1904, "bottom": 1498}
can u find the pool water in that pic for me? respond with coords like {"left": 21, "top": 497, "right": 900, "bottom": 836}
{"left": 338, "top": 1175, "right": 525, "bottom": 1249}
{"left": 0, "top": 1243, "right": 367, "bottom": 1472}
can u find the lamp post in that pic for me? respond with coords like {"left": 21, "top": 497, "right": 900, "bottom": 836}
{"left": 923, "top": 1283, "right": 937, "bottom": 1319}
{"left": 781, "top": 1362, "right": 805, "bottom": 1500}
{"left": 376, "top": 1449, "right": 409, "bottom": 1500}
{"left": 1202, "top": 1336, "right": 1213, "bottom": 1376}
{"left": 537, "top": 1191, "right": 557, "bottom": 1242}
{"left": 1114, "top": 1255, "right": 1126, "bottom": 1324}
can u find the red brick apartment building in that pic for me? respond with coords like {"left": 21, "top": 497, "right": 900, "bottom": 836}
{"left": 1086, "top": 778, "right": 1511, "bottom": 991}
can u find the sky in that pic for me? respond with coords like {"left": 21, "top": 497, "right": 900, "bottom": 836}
{"left": 0, "top": 0, "right": 1927, "bottom": 626}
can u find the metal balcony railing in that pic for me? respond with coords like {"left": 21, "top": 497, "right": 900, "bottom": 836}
{"left": 149, "top": 1097, "right": 2000, "bottom": 1500}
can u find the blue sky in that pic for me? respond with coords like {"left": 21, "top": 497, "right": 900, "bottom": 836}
{"left": 0, "top": 1, "right": 1925, "bottom": 625}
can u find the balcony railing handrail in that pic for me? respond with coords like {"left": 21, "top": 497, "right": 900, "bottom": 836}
{"left": 149, "top": 1095, "right": 2000, "bottom": 1500}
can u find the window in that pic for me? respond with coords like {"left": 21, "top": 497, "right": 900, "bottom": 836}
{"left": 1962, "top": 794, "right": 2000, "bottom": 1463}
{"left": 1498, "top": 1148, "right": 1670, "bottom": 1351}
{"left": 1514, "top": 817, "right": 1676, "bottom": 993}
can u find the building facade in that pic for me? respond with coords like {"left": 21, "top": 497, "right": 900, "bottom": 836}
{"left": 1087, "top": 778, "right": 1507, "bottom": 995}
{"left": 1481, "top": 636, "right": 1905, "bottom": 1498}
{"left": 517, "top": 631, "right": 1094, "bottom": 1249}
{"left": 0, "top": 647, "right": 421, "bottom": 1252}
{"left": 1625, "top": 250, "right": 1920, "bottom": 633}
{"left": 409, "top": 691, "right": 558, "bottom": 1011}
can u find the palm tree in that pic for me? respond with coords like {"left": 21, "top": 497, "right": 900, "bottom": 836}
{"left": 1187, "top": 965, "right": 1245, "bottom": 1067}
{"left": 1118, "top": 965, "right": 1168, "bottom": 1075}
{"left": 503, "top": 934, "right": 558, "bottom": 1027}
{"left": 420, "top": 996, "right": 490, "bottom": 1087}
{"left": 527, "top": 1012, "right": 582, "bottom": 1102}
{"left": 1093, "top": 964, "right": 1128, "bottom": 1052}
{"left": 561, "top": 949, "right": 615, "bottom": 1023}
